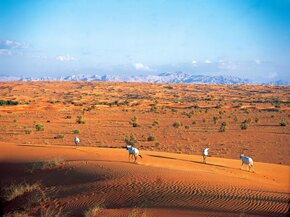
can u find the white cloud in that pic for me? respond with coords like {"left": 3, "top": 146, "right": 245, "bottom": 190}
{"left": 204, "top": 60, "right": 212, "bottom": 64}
{"left": 255, "top": 59, "right": 261, "bottom": 65}
{"left": 192, "top": 60, "right": 197, "bottom": 64}
{"left": 218, "top": 60, "right": 237, "bottom": 70}
{"left": 0, "top": 39, "right": 27, "bottom": 56}
{"left": 0, "top": 39, "right": 27, "bottom": 49}
{"left": 56, "top": 55, "right": 76, "bottom": 62}
{"left": 265, "top": 72, "right": 278, "bottom": 79}
{"left": 133, "top": 63, "right": 151, "bottom": 71}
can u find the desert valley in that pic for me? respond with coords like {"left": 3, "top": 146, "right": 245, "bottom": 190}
{"left": 0, "top": 81, "right": 289, "bottom": 217}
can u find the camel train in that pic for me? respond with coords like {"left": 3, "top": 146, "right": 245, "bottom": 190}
{"left": 73, "top": 137, "right": 254, "bottom": 172}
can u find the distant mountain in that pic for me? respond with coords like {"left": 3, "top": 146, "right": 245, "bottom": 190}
{"left": 0, "top": 72, "right": 288, "bottom": 85}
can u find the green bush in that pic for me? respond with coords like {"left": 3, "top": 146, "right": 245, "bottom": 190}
{"left": 173, "top": 122, "right": 180, "bottom": 128}
{"left": 76, "top": 116, "right": 86, "bottom": 124}
{"left": 132, "top": 122, "right": 140, "bottom": 127}
{"left": 240, "top": 121, "right": 248, "bottom": 130}
{"left": 35, "top": 124, "right": 44, "bottom": 131}
{"left": 219, "top": 122, "right": 227, "bottom": 132}
{"left": 280, "top": 120, "right": 288, "bottom": 126}
{"left": 73, "top": 129, "right": 80, "bottom": 134}
{"left": 155, "top": 142, "right": 161, "bottom": 147}
{"left": 24, "top": 128, "right": 32, "bottom": 134}
{"left": 152, "top": 120, "right": 159, "bottom": 126}
{"left": 147, "top": 135, "right": 155, "bottom": 141}
{"left": 55, "top": 134, "right": 64, "bottom": 139}
{"left": 124, "top": 135, "right": 138, "bottom": 146}
{"left": 0, "top": 100, "right": 19, "bottom": 106}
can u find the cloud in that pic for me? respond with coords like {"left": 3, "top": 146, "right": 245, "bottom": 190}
{"left": 265, "top": 72, "right": 278, "bottom": 79}
{"left": 192, "top": 60, "right": 197, "bottom": 64}
{"left": 133, "top": 63, "right": 151, "bottom": 71}
{"left": 204, "top": 60, "right": 212, "bottom": 64}
{"left": 0, "top": 39, "right": 27, "bottom": 49}
{"left": 0, "top": 39, "right": 27, "bottom": 56}
{"left": 255, "top": 59, "right": 261, "bottom": 64}
{"left": 56, "top": 55, "right": 76, "bottom": 62}
{"left": 218, "top": 60, "right": 237, "bottom": 70}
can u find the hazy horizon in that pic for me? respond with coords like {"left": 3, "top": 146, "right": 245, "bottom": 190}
{"left": 0, "top": 0, "right": 290, "bottom": 82}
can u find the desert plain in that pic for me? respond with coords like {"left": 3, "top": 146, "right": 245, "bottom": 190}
{"left": 0, "top": 81, "right": 289, "bottom": 217}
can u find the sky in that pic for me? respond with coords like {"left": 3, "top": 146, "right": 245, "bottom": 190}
{"left": 0, "top": 0, "right": 289, "bottom": 82}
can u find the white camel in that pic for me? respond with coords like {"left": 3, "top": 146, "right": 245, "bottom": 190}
{"left": 240, "top": 154, "right": 254, "bottom": 172}
{"left": 202, "top": 148, "right": 209, "bottom": 163}
{"left": 126, "top": 145, "right": 142, "bottom": 163}
{"left": 74, "top": 137, "right": 80, "bottom": 146}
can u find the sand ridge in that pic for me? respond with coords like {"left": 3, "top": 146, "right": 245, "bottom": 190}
{"left": 0, "top": 142, "right": 289, "bottom": 216}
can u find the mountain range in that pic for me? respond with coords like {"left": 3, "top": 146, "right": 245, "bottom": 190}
{"left": 0, "top": 72, "right": 288, "bottom": 85}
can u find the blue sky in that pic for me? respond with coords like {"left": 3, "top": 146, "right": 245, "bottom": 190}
{"left": 0, "top": 0, "right": 289, "bottom": 82}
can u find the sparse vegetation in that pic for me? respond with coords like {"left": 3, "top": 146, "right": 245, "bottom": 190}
{"left": 152, "top": 120, "right": 159, "bottom": 126}
{"left": 84, "top": 204, "right": 102, "bottom": 217}
{"left": 24, "top": 128, "right": 32, "bottom": 134}
{"left": 147, "top": 135, "right": 155, "bottom": 141}
{"left": 40, "top": 206, "right": 66, "bottom": 217}
{"left": 173, "top": 121, "right": 180, "bottom": 128}
{"left": 76, "top": 116, "right": 86, "bottom": 124}
{"left": 124, "top": 135, "right": 138, "bottom": 147}
{"left": 219, "top": 122, "right": 227, "bottom": 132}
{"left": 65, "top": 115, "right": 72, "bottom": 119}
{"left": 35, "top": 123, "right": 44, "bottom": 131}
{"left": 29, "top": 158, "right": 65, "bottom": 172}
{"left": 280, "top": 120, "right": 288, "bottom": 126}
{"left": 0, "top": 100, "right": 19, "bottom": 106}
{"left": 155, "top": 142, "right": 160, "bottom": 147}
{"left": 240, "top": 121, "right": 248, "bottom": 130}
{"left": 3, "top": 182, "right": 41, "bottom": 201}
{"left": 73, "top": 129, "right": 80, "bottom": 134}
{"left": 55, "top": 134, "right": 64, "bottom": 139}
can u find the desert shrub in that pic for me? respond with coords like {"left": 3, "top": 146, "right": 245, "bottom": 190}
{"left": 240, "top": 121, "right": 248, "bottom": 130}
{"left": 173, "top": 122, "right": 180, "bottom": 128}
{"left": 55, "top": 134, "right": 64, "bottom": 139}
{"left": 0, "top": 100, "right": 19, "bottom": 106}
{"left": 216, "top": 103, "right": 222, "bottom": 109}
{"left": 150, "top": 106, "right": 158, "bottom": 112}
{"left": 147, "top": 135, "right": 155, "bottom": 141}
{"left": 234, "top": 116, "right": 238, "bottom": 123}
{"left": 13, "top": 119, "right": 17, "bottom": 123}
{"left": 202, "top": 118, "right": 206, "bottom": 123}
{"left": 29, "top": 158, "right": 65, "bottom": 172}
{"left": 244, "top": 118, "right": 251, "bottom": 124}
{"left": 185, "top": 125, "right": 190, "bottom": 129}
{"left": 255, "top": 117, "right": 259, "bottom": 123}
{"left": 132, "top": 122, "right": 140, "bottom": 127}
{"left": 76, "top": 116, "right": 86, "bottom": 124}
{"left": 131, "top": 116, "right": 137, "bottom": 122}
{"left": 65, "top": 115, "right": 72, "bottom": 119}
{"left": 83, "top": 204, "right": 102, "bottom": 217}
{"left": 280, "top": 120, "right": 288, "bottom": 126}
{"left": 192, "top": 120, "right": 197, "bottom": 125}
{"left": 3, "top": 182, "right": 41, "bottom": 201}
{"left": 155, "top": 142, "right": 160, "bottom": 147}
{"left": 219, "top": 122, "right": 227, "bottom": 132}
{"left": 124, "top": 135, "right": 138, "bottom": 147}
{"left": 40, "top": 206, "right": 65, "bottom": 217}
{"left": 152, "top": 120, "right": 159, "bottom": 126}
{"left": 35, "top": 123, "right": 44, "bottom": 131}
{"left": 4, "top": 211, "right": 30, "bottom": 217}
{"left": 73, "top": 129, "right": 80, "bottom": 134}
{"left": 24, "top": 128, "right": 32, "bottom": 134}
{"left": 213, "top": 116, "right": 218, "bottom": 124}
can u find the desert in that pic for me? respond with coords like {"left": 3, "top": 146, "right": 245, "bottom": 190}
{"left": 0, "top": 81, "right": 289, "bottom": 217}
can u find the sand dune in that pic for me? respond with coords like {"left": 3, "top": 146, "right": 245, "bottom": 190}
{"left": 1, "top": 142, "right": 289, "bottom": 217}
